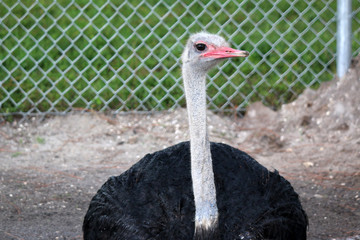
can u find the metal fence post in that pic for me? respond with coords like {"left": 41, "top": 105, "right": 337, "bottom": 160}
{"left": 337, "top": 0, "right": 352, "bottom": 78}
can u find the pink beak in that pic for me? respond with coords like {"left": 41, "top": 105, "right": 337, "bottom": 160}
{"left": 202, "top": 46, "right": 249, "bottom": 59}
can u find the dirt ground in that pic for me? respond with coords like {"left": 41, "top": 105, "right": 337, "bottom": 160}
{"left": 1, "top": 58, "right": 360, "bottom": 240}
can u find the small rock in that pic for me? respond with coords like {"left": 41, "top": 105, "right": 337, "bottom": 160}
{"left": 300, "top": 115, "right": 312, "bottom": 126}
{"left": 314, "top": 194, "right": 323, "bottom": 199}
{"left": 303, "top": 161, "right": 314, "bottom": 168}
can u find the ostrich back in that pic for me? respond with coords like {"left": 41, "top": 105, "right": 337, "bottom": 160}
{"left": 83, "top": 141, "right": 307, "bottom": 240}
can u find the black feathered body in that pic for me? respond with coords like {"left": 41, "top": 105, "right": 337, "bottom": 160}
{"left": 83, "top": 142, "right": 307, "bottom": 240}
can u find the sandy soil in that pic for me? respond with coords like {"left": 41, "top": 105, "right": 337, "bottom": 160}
{"left": 0, "top": 57, "right": 359, "bottom": 240}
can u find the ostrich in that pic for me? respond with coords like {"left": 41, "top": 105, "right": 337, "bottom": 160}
{"left": 83, "top": 32, "right": 308, "bottom": 240}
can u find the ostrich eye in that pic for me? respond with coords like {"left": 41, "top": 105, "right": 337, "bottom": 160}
{"left": 195, "top": 43, "right": 207, "bottom": 51}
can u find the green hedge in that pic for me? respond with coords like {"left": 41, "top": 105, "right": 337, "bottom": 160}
{"left": 1, "top": 0, "right": 358, "bottom": 114}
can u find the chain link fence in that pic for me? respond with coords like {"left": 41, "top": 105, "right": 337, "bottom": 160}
{"left": 1, "top": 0, "right": 360, "bottom": 121}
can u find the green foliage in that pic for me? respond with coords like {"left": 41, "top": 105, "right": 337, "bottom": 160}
{"left": 0, "top": 0, "right": 358, "bottom": 114}
{"left": 36, "top": 136, "right": 45, "bottom": 144}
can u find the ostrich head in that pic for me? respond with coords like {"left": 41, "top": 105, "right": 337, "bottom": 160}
{"left": 181, "top": 32, "right": 249, "bottom": 72}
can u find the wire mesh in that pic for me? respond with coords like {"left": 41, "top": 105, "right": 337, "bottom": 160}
{"left": 1, "top": 0, "right": 360, "bottom": 121}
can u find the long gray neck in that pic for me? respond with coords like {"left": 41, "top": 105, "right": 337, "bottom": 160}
{"left": 182, "top": 64, "right": 218, "bottom": 232}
